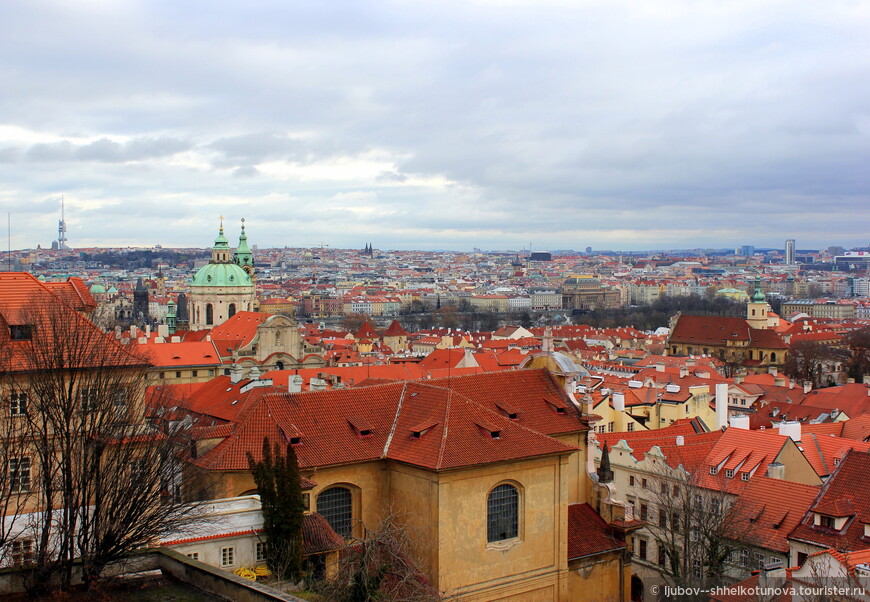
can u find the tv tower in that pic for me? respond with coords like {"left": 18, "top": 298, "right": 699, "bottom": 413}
{"left": 57, "top": 196, "right": 68, "bottom": 250}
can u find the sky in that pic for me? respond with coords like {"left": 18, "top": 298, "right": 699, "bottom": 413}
{"left": 1, "top": 0, "right": 869, "bottom": 252}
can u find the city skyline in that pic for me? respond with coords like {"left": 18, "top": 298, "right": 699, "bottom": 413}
{"left": 1, "top": 1, "right": 869, "bottom": 251}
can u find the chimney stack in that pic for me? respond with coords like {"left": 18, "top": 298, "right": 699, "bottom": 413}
{"left": 729, "top": 415, "right": 750, "bottom": 430}
{"left": 715, "top": 383, "right": 728, "bottom": 430}
{"left": 612, "top": 392, "right": 625, "bottom": 412}
{"left": 776, "top": 421, "right": 802, "bottom": 442}
{"left": 288, "top": 375, "right": 303, "bottom": 393}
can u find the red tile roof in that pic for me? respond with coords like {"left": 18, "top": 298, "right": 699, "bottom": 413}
{"left": 207, "top": 311, "right": 270, "bottom": 350}
{"left": 134, "top": 340, "right": 222, "bottom": 368}
{"left": 302, "top": 512, "right": 345, "bottom": 554}
{"left": 0, "top": 272, "right": 147, "bottom": 372}
{"left": 191, "top": 370, "right": 581, "bottom": 473}
{"left": 567, "top": 503, "right": 626, "bottom": 560}
{"left": 728, "top": 476, "right": 820, "bottom": 553}
{"left": 788, "top": 450, "right": 870, "bottom": 552}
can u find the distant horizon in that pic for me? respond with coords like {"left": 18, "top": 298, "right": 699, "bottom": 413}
{"left": 12, "top": 240, "right": 867, "bottom": 257}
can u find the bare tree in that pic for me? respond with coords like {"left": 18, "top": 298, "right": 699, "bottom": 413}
{"left": 642, "top": 465, "right": 745, "bottom": 599}
{"left": 1, "top": 294, "right": 203, "bottom": 595}
{"left": 317, "top": 512, "right": 439, "bottom": 602}
{"left": 783, "top": 341, "right": 840, "bottom": 388}
{"left": 843, "top": 327, "right": 870, "bottom": 383}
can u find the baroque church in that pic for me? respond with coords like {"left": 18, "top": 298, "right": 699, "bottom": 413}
{"left": 188, "top": 219, "right": 257, "bottom": 331}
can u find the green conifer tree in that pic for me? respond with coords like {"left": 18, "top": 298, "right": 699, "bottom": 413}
{"left": 247, "top": 437, "right": 305, "bottom": 581}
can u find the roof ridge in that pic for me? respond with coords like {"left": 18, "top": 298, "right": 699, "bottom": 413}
{"left": 435, "top": 389, "right": 451, "bottom": 470}
{"left": 381, "top": 382, "right": 407, "bottom": 459}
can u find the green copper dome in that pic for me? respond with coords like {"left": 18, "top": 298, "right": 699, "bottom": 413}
{"left": 191, "top": 219, "right": 254, "bottom": 288}
{"left": 191, "top": 262, "right": 252, "bottom": 287}
{"left": 89, "top": 283, "right": 107, "bottom": 294}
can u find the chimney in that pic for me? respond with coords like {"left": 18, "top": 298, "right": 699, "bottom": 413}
{"left": 655, "top": 363, "right": 665, "bottom": 372}
{"left": 776, "top": 421, "right": 802, "bottom": 442}
{"left": 768, "top": 367, "right": 778, "bottom": 376}
{"left": 310, "top": 377, "right": 327, "bottom": 391}
{"left": 803, "top": 381, "right": 812, "bottom": 394}
{"left": 729, "top": 415, "right": 750, "bottom": 430}
{"left": 157, "top": 324, "right": 169, "bottom": 338}
{"left": 230, "top": 364, "right": 243, "bottom": 384}
{"left": 613, "top": 392, "right": 625, "bottom": 412}
{"left": 130, "top": 325, "right": 138, "bottom": 338}
{"left": 759, "top": 560, "right": 786, "bottom": 590}
{"left": 679, "top": 366, "right": 689, "bottom": 378}
{"left": 288, "top": 375, "right": 303, "bottom": 393}
{"left": 789, "top": 381, "right": 794, "bottom": 390}
{"left": 734, "top": 375, "right": 744, "bottom": 384}
{"left": 676, "top": 435, "right": 684, "bottom": 446}
{"left": 766, "top": 461, "right": 785, "bottom": 480}
{"left": 715, "top": 383, "right": 728, "bottom": 430}
{"left": 145, "top": 324, "right": 151, "bottom": 337}
{"left": 249, "top": 366, "right": 261, "bottom": 380}
{"left": 774, "top": 376, "right": 786, "bottom": 387}
{"left": 864, "top": 375, "right": 870, "bottom": 385}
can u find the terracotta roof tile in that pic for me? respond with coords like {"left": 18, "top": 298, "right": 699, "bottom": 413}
{"left": 567, "top": 503, "right": 626, "bottom": 560}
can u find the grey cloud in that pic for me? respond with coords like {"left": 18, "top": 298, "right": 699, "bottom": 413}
{"left": 22, "top": 137, "right": 192, "bottom": 164}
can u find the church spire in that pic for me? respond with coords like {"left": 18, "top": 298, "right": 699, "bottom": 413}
{"left": 234, "top": 217, "right": 253, "bottom": 271}
{"left": 212, "top": 217, "right": 231, "bottom": 263}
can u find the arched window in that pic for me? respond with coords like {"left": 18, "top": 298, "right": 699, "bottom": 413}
{"left": 228, "top": 303, "right": 236, "bottom": 318}
{"left": 771, "top": 352, "right": 777, "bottom": 363}
{"left": 275, "top": 361, "right": 284, "bottom": 371}
{"left": 487, "top": 483, "right": 519, "bottom": 542}
{"left": 205, "top": 304, "right": 214, "bottom": 325}
{"left": 317, "top": 486, "right": 353, "bottom": 538}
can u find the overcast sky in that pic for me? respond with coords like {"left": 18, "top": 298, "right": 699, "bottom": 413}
{"left": 1, "top": 0, "right": 868, "bottom": 252}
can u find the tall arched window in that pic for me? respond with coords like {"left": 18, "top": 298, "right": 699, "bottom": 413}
{"left": 771, "top": 352, "right": 777, "bottom": 363}
{"left": 317, "top": 486, "right": 353, "bottom": 538}
{"left": 205, "top": 303, "right": 214, "bottom": 325}
{"left": 487, "top": 483, "right": 519, "bottom": 542}
{"left": 228, "top": 303, "right": 236, "bottom": 318}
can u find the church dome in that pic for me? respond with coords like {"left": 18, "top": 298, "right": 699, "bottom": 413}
{"left": 191, "top": 262, "right": 252, "bottom": 288}
{"left": 89, "top": 283, "right": 107, "bottom": 294}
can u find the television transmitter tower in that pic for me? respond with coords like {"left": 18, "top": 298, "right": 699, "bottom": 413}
{"left": 57, "top": 196, "right": 68, "bottom": 250}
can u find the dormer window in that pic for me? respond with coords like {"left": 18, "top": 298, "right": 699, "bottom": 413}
{"left": 741, "top": 473, "right": 750, "bottom": 481}
{"left": 9, "top": 325, "right": 32, "bottom": 341}
{"left": 411, "top": 419, "right": 439, "bottom": 439}
{"left": 819, "top": 515, "right": 836, "bottom": 530}
{"left": 496, "top": 402, "right": 519, "bottom": 420}
{"left": 347, "top": 417, "right": 373, "bottom": 438}
{"left": 290, "top": 436, "right": 302, "bottom": 445}
{"left": 545, "top": 399, "right": 567, "bottom": 415}
{"left": 474, "top": 420, "right": 502, "bottom": 439}
{"left": 709, "top": 467, "right": 718, "bottom": 475}
{"left": 725, "top": 469, "right": 734, "bottom": 478}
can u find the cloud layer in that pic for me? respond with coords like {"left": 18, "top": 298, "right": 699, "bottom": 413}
{"left": 1, "top": 0, "right": 868, "bottom": 251}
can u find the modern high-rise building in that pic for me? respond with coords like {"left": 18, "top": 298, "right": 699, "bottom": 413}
{"left": 785, "top": 239, "right": 796, "bottom": 265}
{"left": 739, "top": 245, "right": 755, "bottom": 257}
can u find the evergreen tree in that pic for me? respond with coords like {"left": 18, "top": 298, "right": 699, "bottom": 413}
{"left": 247, "top": 437, "right": 305, "bottom": 581}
